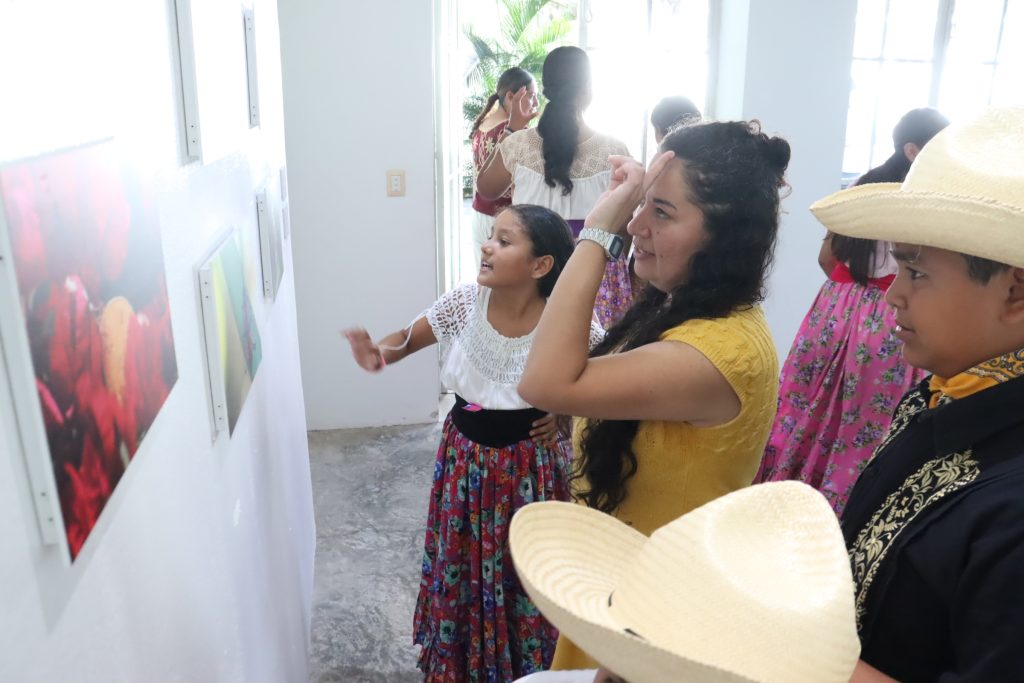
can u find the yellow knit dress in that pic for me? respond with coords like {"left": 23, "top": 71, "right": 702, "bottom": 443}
{"left": 550, "top": 305, "right": 779, "bottom": 670}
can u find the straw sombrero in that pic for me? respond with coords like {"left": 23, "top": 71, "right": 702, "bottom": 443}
{"left": 811, "top": 106, "right": 1024, "bottom": 268}
{"left": 509, "top": 482, "right": 859, "bottom": 683}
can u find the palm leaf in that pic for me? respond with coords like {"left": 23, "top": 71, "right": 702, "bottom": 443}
{"left": 522, "top": 16, "right": 571, "bottom": 51}
{"left": 501, "top": 0, "right": 550, "bottom": 45}
{"left": 462, "top": 0, "right": 577, "bottom": 124}
{"left": 464, "top": 95, "right": 488, "bottom": 127}
{"left": 464, "top": 27, "right": 498, "bottom": 63}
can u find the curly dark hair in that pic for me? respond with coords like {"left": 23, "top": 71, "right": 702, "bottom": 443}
{"left": 574, "top": 120, "right": 791, "bottom": 513}
{"left": 537, "top": 46, "right": 590, "bottom": 196}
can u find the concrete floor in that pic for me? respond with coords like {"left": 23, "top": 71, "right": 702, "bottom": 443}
{"left": 307, "top": 421, "right": 443, "bottom": 683}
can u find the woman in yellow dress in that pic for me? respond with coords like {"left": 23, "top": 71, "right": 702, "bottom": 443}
{"left": 519, "top": 120, "right": 790, "bottom": 670}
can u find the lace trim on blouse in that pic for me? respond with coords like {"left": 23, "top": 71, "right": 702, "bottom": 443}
{"left": 426, "top": 283, "right": 604, "bottom": 386}
{"left": 500, "top": 129, "right": 629, "bottom": 180}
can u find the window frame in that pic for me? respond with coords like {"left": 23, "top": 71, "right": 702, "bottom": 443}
{"left": 844, "top": 0, "right": 1019, "bottom": 177}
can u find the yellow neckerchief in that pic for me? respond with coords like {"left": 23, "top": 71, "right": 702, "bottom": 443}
{"left": 928, "top": 349, "right": 1024, "bottom": 408}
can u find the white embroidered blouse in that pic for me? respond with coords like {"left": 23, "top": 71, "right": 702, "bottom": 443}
{"left": 497, "top": 128, "right": 629, "bottom": 221}
{"left": 425, "top": 283, "right": 605, "bottom": 410}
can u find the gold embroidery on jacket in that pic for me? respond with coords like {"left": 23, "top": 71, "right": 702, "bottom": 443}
{"left": 848, "top": 449, "right": 980, "bottom": 630}
{"left": 866, "top": 389, "right": 928, "bottom": 467}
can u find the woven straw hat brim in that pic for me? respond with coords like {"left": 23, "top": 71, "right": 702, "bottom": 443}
{"left": 511, "top": 485, "right": 861, "bottom": 683}
{"left": 510, "top": 501, "right": 753, "bottom": 683}
{"left": 811, "top": 181, "right": 1024, "bottom": 269}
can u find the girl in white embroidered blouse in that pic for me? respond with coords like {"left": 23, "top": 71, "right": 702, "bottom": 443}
{"left": 344, "top": 204, "right": 603, "bottom": 683}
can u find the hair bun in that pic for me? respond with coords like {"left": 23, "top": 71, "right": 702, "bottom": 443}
{"left": 764, "top": 136, "right": 791, "bottom": 174}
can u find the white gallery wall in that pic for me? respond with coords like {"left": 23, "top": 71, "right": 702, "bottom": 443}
{"left": 280, "top": 0, "right": 442, "bottom": 430}
{"left": 0, "top": 0, "right": 315, "bottom": 681}
{"left": 714, "top": 0, "right": 859, "bottom": 360}
{"left": 284, "top": 0, "right": 861, "bottom": 431}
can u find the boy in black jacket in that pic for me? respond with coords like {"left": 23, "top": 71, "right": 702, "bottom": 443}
{"left": 811, "top": 106, "right": 1024, "bottom": 683}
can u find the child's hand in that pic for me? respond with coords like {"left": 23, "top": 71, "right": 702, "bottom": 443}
{"left": 343, "top": 328, "right": 385, "bottom": 372}
{"left": 530, "top": 412, "right": 560, "bottom": 446}
{"left": 509, "top": 86, "right": 539, "bottom": 131}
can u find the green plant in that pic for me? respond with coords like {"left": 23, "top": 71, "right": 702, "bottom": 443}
{"left": 462, "top": 0, "right": 577, "bottom": 129}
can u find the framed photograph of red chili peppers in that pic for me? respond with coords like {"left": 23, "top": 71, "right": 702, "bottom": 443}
{"left": 0, "top": 141, "right": 178, "bottom": 562}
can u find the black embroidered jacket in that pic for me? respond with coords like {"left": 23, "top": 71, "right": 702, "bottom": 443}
{"left": 841, "top": 375, "right": 1024, "bottom": 682}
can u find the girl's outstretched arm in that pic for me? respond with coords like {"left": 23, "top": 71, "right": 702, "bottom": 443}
{"left": 343, "top": 316, "right": 437, "bottom": 373}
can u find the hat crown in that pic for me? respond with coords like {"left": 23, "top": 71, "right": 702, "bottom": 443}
{"left": 904, "top": 107, "right": 1024, "bottom": 211}
{"left": 509, "top": 483, "right": 861, "bottom": 683}
{"left": 810, "top": 107, "right": 1024, "bottom": 268}
{"left": 608, "top": 482, "right": 858, "bottom": 682}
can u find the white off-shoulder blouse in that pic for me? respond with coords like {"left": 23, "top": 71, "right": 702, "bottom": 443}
{"left": 426, "top": 283, "right": 605, "bottom": 410}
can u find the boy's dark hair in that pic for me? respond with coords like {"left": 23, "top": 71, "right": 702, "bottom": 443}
{"left": 964, "top": 254, "right": 1012, "bottom": 284}
{"left": 651, "top": 96, "right": 702, "bottom": 134}
{"left": 893, "top": 107, "right": 950, "bottom": 150}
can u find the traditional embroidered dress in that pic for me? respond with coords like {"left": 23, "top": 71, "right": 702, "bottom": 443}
{"left": 414, "top": 283, "right": 603, "bottom": 683}
{"left": 841, "top": 349, "right": 1024, "bottom": 682}
{"left": 755, "top": 253, "right": 925, "bottom": 515}
{"left": 497, "top": 128, "right": 633, "bottom": 329}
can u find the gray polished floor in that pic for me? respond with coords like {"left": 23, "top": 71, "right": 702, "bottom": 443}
{"left": 307, "top": 422, "right": 443, "bottom": 683}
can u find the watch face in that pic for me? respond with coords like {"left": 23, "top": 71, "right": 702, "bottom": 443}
{"left": 608, "top": 236, "right": 624, "bottom": 260}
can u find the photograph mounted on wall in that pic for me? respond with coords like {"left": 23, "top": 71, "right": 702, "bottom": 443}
{"left": 198, "top": 229, "right": 262, "bottom": 437}
{"left": 0, "top": 142, "right": 178, "bottom": 560}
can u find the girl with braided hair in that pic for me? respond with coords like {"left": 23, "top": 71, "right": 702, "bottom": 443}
{"left": 518, "top": 120, "right": 790, "bottom": 671}
{"left": 468, "top": 68, "right": 537, "bottom": 266}
{"left": 477, "top": 46, "right": 633, "bottom": 329}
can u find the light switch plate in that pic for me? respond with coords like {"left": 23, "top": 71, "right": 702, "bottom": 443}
{"left": 386, "top": 170, "right": 405, "bottom": 197}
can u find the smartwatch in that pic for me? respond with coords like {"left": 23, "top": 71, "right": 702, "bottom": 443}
{"left": 577, "top": 227, "right": 625, "bottom": 261}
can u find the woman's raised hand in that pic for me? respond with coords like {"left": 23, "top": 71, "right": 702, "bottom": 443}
{"left": 508, "top": 86, "right": 539, "bottom": 131}
{"left": 587, "top": 151, "right": 676, "bottom": 234}
{"left": 343, "top": 328, "right": 385, "bottom": 373}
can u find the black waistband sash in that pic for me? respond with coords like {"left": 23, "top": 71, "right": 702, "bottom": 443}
{"left": 448, "top": 395, "right": 545, "bottom": 448}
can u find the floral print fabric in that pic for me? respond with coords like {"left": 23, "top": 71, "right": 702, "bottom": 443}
{"left": 593, "top": 254, "right": 635, "bottom": 330}
{"left": 565, "top": 220, "right": 635, "bottom": 330}
{"left": 414, "top": 415, "right": 569, "bottom": 682}
{"left": 755, "top": 279, "right": 925, "bottom": 515}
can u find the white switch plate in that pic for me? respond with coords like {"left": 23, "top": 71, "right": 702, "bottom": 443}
{"left": 386, "top": 170, "right": 405, "bottom": 197}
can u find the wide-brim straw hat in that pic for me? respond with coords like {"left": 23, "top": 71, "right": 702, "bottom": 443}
{"left": 509, "top": 482, "right": 859, "bottom": 683}
{"left": 811, "top": 106, "right": 1024, "bottom": 268}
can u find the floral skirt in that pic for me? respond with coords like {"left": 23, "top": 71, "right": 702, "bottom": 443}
{"left": 593, "top": 254, "right": 635, "bottom": 330}
{"left": 754, "top": 279, "right": 925, "bottom": 515}
{"left": 413, "top": 415, "right": 570, "bottom": 682}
